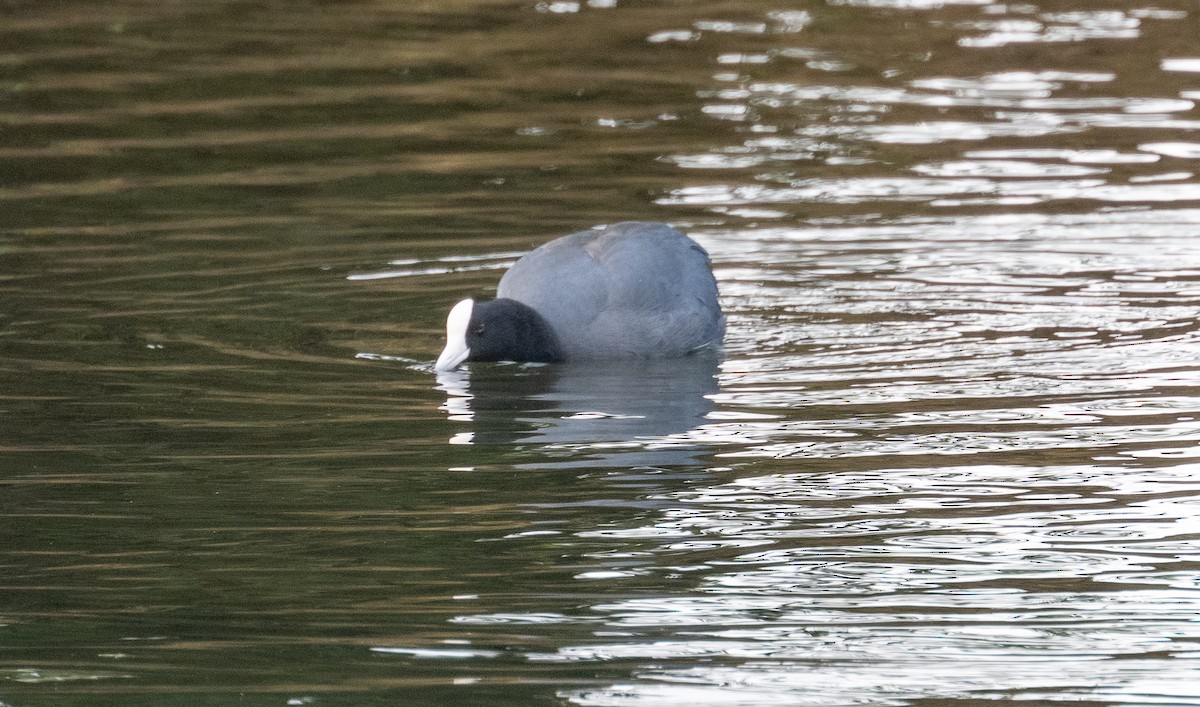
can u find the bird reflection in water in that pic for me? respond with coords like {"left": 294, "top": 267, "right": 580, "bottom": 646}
{"left": 435, "top": 355, "right": 721, "bottom": 469}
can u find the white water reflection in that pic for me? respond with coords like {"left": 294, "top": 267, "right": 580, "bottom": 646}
{"left": 830, "top": 0, "right": 992, "bottom": 8}
{"left": 544, "top": 458, "right": 1200, "bottom": 703}
{"left": 959, "top": 10, "right": 1142, "bottom": 48}
{"left": 964, "top": 148, "right": 1160, "bottom": 164}
{"left": 912, "top": 160, "right": 1108, "bottom": 177}
{"left": 1164, "top": 58, "right": 1200, "bottom": 73}
{"left": 663, "top": 1, "right": 1200, "bottom": 222}
{"left": 663, "top": 178, "right": 1200, "bottom": 206}
{"left": 1143, "top": 142, "right": 1200, "bottom": 159}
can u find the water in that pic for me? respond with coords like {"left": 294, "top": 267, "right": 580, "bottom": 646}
{"left": 3, "top": 0, "right": 1200, "bottom": 704}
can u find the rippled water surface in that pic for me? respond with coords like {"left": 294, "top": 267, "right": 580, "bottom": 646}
{"left": 4, "top": 1, "right": 1200, "bottom": 704}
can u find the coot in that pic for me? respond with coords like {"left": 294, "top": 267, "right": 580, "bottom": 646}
{"left": 435, "top": 221, "right": 723, "bottom": 371}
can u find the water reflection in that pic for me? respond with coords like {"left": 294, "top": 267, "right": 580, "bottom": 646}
{"left": 548, "top": 459, "right": 1200, "bottom": 705}
{"left": 436, "top": 356, "right": 721, "bottom": 469}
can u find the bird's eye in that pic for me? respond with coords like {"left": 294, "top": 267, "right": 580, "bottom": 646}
{"left": 472, "top": 323, "right": 485, "bottom": 335}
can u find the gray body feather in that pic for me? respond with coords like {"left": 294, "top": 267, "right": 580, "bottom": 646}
{"left": 496, "top": 221, "right": 724, "bottom": 360}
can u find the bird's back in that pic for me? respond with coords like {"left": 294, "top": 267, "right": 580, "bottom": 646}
{"left": 496, "top": 222, "right": 724, "bottom": 359}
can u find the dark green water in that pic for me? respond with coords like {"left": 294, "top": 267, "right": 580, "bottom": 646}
{"left": 4, "top": 1, "right": 1200, "bottom": 704}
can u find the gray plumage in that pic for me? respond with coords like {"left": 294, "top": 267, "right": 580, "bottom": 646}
{"left": 496, "top": 221, "right": 724, "bottom": 360}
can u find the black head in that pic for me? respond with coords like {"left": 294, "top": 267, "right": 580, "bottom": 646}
{"left": 467, "top": 298, "right": 565, "bottom": 364}
{"left": 436, "top": 298, "right": 564, "bottom": 370}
